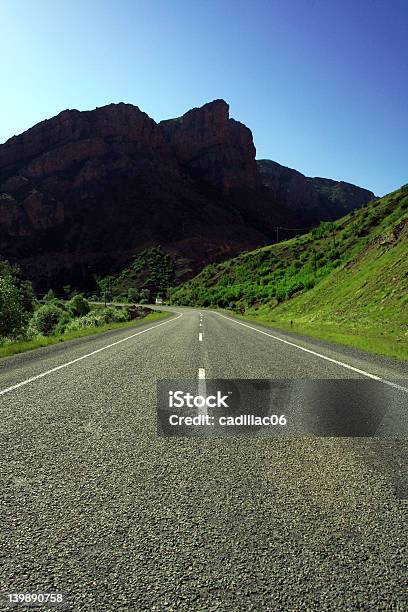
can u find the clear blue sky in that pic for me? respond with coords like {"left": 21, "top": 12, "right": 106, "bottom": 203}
{"left": 1, "top": 0, "right": 407, "bottom": 196}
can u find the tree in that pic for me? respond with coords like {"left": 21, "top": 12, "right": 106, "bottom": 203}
{"left": 139, "top": 288, "right": 151, "bottom": 304}
{"left": 0, "top": 274, "right": 24, "bottom": 337}
{"left": 20, "top": 280, "right": 35, "bottom": 313}
{"left": 128, "top": 287, "right": 139, "bottom": 303}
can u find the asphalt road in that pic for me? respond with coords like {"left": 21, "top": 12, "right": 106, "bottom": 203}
{"left": 0, "top": 307, "right": 407, "bottom": 611}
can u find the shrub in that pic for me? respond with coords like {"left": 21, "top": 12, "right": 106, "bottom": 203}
{"left": 107, "top": 307, "right": 130, "bottom": 323}
{"left": 54, "top": 312, "right": 73, "bottom": 334}
{"left": 328, "top": 249, "right": 340, "bottom": 261}
{"left": 275, "top": 287, "right": 286, "bottom": 302}
{"left": 128, "top": 288, "right": 139, "bottom": 303}
{"left": 311, "top": 221, "right": 335, "bottom": 240}
{"left": 64, "top": 307, "right": 130, "bottom": 331}
{"left": 303, "top": 277, "right": 316, "bottom": 290}
{"left": 0, "top": 261, "right": 38, "bottom": 339}
{"left": 43, "top": 289, "right": 56, "bottom": 302}
{"left": 139, "top": 288, "right": 151, "bottom": 303}
{"left": 0, "top": 274, "right": 25, "bottom": 338}
{"left": 30, "top": 304, "right": 67, "bottom": 336}
{"left": 64, "top": 314, "right": 100, "bottom": 331}
{"left": 68, "top": 294, "right": 90, "bottom": 317}
{"left": 20, "top": 280, "right": 36, "bottom": 313}
{"left": 285, "top": 280, "right": 303, "bottom": 298}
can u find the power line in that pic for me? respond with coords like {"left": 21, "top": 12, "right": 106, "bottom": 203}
{"left": 275, "top": 226, "right": 310, "bottom": 231}
{"left": 274, "top": 226, "right": 310, "bottom": 242}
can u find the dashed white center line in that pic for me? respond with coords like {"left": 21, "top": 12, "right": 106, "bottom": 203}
{"left": 199, "top": 332, "right": 203, "bottom": 342}
{"left": 197, "top": 367, "right": 207, "bottom": 416}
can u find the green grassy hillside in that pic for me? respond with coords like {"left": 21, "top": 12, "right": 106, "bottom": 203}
{"left": 170, "top": 185, "right": 408, "bottom": 360}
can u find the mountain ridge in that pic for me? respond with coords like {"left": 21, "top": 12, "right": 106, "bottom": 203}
{"left": 0, "top": 99, "right": 374, "bottom": 292}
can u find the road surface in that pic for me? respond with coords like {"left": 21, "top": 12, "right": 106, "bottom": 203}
{"left": 0, "top": 307, "right": 407, "bottom": 610}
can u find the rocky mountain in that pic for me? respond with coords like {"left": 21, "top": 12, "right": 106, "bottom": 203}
{"left": 0, "top": 100, "right": 374, "bottom": 292}
{"left": 160, "top": 99, "right": 260, "bottom": 193}
{"left": 257, "top": 159, "right": 375, "bottom": 219}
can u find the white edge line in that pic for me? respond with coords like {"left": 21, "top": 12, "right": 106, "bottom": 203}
{"left": 0, "top": 313, "right": 183, "bottom": 397}
{"left": 214, "top": 311, "right": 408, "bottom": 394}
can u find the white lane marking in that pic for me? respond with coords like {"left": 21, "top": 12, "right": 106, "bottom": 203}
{"left": 214, "top": 312, "right": 408, "bottom": 393}
{"left": 199, "top": 322, "right": 202, "bottom": 327}
{"left": 198, "top": 368, "right": 207, "bottom": 417}
{"left": 0, "top": 314, "right": 183, "bottom": 397}
{"left": 199, "top": 332, "right": 203, "bottom": 342}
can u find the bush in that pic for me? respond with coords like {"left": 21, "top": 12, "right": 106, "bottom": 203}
{"left": 43, "top": 289, "right": 56, "bottom": 302}
{"left": 311, "top": 221, "right": 335, "bottom": 240}
{"left": 68, "top": 294, "right": 90, "bottom": 317}
{"left": 54, "top": 311, "right": 73, "bottom": 335}
{"left": 64, "top": 314, "right": 100, "bottom": 331}
{"left": 102, "top": 307, "right": 130, "bottom": 323}
{"left": 0, "top": 274, "right": 25, "bottom": 338}
{"left": 275, "top": 287, "right": 286, "bottom": 302}
{"left": 20, "top": 280, "right": 36, "bottom": 313}
{"left": 139, "top": 288, "right": 151, "bottom": 304}
{"left": 0, "top": 260, "right": 37, "bottom": 339}
{"left": 30, "top": 304, "right": 67, "bottom": 336}
{"left": 303, "top": 277, "right": 316, "bottom": 290}
{"left": 128, "top": 288, "right": 139, "bottom": 303}
{"left": 64, "top": 307, "right": 130, "bottom": 331}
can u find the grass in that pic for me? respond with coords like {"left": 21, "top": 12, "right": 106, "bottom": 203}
{"left": 170, "top": 183, "right": 408, "bottom": 362}
{"left": 228, "top": 311, "right": 408, "bottom": 362}
{"left": 0, "top": 310, "right": 170, "bottom": 359}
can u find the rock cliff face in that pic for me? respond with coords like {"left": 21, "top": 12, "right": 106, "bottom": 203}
{"left": 0, "top": 100, "right": 374, "bottom": 291}
{"left": 160, "top": 100, "right": 260, "bottom": 193}
{"left": 0, "top": 104, "right": 171, "bottom": 175}
{"left": 257, "top": 160, "right": 374, "bottom": 219}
